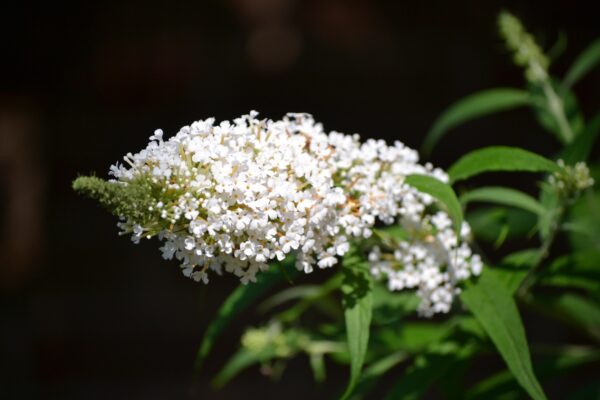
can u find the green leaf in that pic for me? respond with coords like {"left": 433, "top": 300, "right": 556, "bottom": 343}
{"left": 422, "top": 89, "right": 530, "bottom": 155}
{"left": 348, "top": 351, "right": 408, "bottom": 400}
{"left": 371, "top": 284, "right": 419, "bottom": 325}
{"left": 529, "top": 80, "right": 585, "bottom": 143}
{"left": 531, "top": 293, "right": 600, "bottom": 341}
{"left": 258, "top": 285, "right": 322, "bottom": 314}
{"left": 276, "top": 273, "right": 343, "bottom": 322}
{"left": 466, "top": 207, "right": 537, "bottom": 245}
{"left": 377, "top": 322, "right": 454, "bottom": 352}
{"left": 562, "top": 113, "right": 600, "bottom": 164}
{"left": 538, "top": 253, "right": 600, "bottom": 294}
{"left": 194, "top": 258, "right": 295, "bottom": 371}
{"left": 466, "top": 346, "right": 600, "bottom": 400}
{"left": 460, "top": 186, "right": 546, "bottom": 216}
{"left": 547, "top": 31, "right": 568, "bottom": 62}
{"left": 373, "top": 225, "right": 409, "bottom": 246}
{"left": 564, "top": 38, "right": 600, "bottom": 89}
{"left": 538, "top": 182, "right": 561, "bottom": 241}
{"left": 212, "top": 347, "right": 276, "bottom": 388}
{"left": 384, "top": 341, "right": 477, "bottom": 400}
{"left": 492, "top": 249, "right": 541, "bottom": 294}
{"left": 405, "top": 174, "right": 463, "bottom": 235}
{"left": 341, "top": 246, "right": 374, "bottom": 399}
{"left": 448, "top": 146, "right": 559, "bottom": 183}
{"left": 460, "top": 271, "right": 547, "bottom": 400}
{"left": 567, "top": 190, "right": 600, "bottom": 253}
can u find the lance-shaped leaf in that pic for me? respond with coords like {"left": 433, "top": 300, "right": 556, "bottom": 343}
{"left": 405, "top": 174, "right": 463, "bottom": 235}
{"left": 460, "top": 186, "right": 546, "bottom": 216}
{"left": 422, "top": 88, "right": 530, "bottom": 155}
{"left": 461, "top": 271, "right": 547, "bottom": 400}
{"left": 384, "top": 341, "right": 478, "bottom": 400}
{"left": 195, "top": 258, "right": 295, "bottom": 371}
{"left": 341, "top": 246, "right": 374, "bottom": 399}
{"left": 212, "top": 347, "right": 276, "bottom": 388}
{"left": 564, "top": 38, "right": 600, "bottom": 89}
{"left": 348, "top": 351, "right": 408, "bottom": 400}
{"left": 562, "top": 113, "right": 600, "bottom": 164}
{"left": 466, "top": 346, "right": 600, "bottom": 400}
{"left": 448, "top": 146, "right": 559, "bottom": 183}
{"left": 531, "top": 293, "right": 600, "bottom": 341}
{"left": 492, "top": 249, "right": 541, "bottom": 295}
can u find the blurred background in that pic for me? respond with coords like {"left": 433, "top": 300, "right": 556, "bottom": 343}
{"left": 1, "top": 1, "right": 599, "bottom": 399}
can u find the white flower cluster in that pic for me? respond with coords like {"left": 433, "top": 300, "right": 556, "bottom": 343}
{"left": 108, "top": 111, "right": 480, "bottom": 303}
{"left": 368, "top": 212, "right": 483, "bottom": 317}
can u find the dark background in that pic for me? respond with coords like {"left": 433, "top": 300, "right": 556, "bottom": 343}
{"left": 1, "top": 1, "right": 599, "bottom": 399}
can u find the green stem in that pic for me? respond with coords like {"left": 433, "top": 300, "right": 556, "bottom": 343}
{"left": 542, "top": 80, "right": 574, "bottom": 143}
{"left": 517, "top": 203, "right": 565, "bottom": 296}
{"left": 531, "top": 62, "right": 574, "bottom": 143}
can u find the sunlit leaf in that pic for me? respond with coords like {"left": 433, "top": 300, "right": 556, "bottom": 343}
{"left": 341, "top": 246, "right": 374, "bottom": 399}
{"left": 422, "top": 88, "right": 530, "bottom": 155}
{"left": 461, "top": 271, "right": 547, "bottom": 400}
{"left": 460, "top": 186, "right": 546, "bottom": 216}
{"left": 448, "top": 146, "right": 559, "bottom": 183}
{"left": 564, "top": 38, "right": 600, "bottom": 88}
{"left": 405, "top": 174, "right": 463, "bottom": 235}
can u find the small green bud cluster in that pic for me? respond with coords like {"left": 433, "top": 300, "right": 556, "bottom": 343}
{"left": 549, "top": 160, "right": 595, "bottom": 198}
{"left": 241, "top": 323, "right": 309, "bottom": 358}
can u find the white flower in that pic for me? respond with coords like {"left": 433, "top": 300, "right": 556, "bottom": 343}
{"left": 107, "top": 111, "right": 482, "bottom": 291}
{"left": 368, "top": 211, "right": 482, "bottom": 317}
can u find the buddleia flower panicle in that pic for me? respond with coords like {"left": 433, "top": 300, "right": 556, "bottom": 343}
{"left": 368, "top": 212, "right": 482, "bottom": 317}
{"left": 74, "top": 111, "right": 483, "bottom": 316}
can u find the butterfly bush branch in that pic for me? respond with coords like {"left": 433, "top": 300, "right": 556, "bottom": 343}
{"left": 518, "top": 160, "right": 594, "bottom": 296}
{"left": 74, "top": 111, "right": 483, "bottom": 317}
{"left": 499, "top": 10, "right": 574, "bottom": 143}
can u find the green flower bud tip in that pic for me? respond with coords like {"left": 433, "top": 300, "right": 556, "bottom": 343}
{"left": 72, "top": 175, "right": 158, "bottom": 223}
{"left": 498, "top": 10, "right": 549, "bottom": 82}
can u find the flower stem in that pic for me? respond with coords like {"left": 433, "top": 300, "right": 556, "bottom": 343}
{"left": 517, "top": 203, "right": 565, "bottom": 296}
